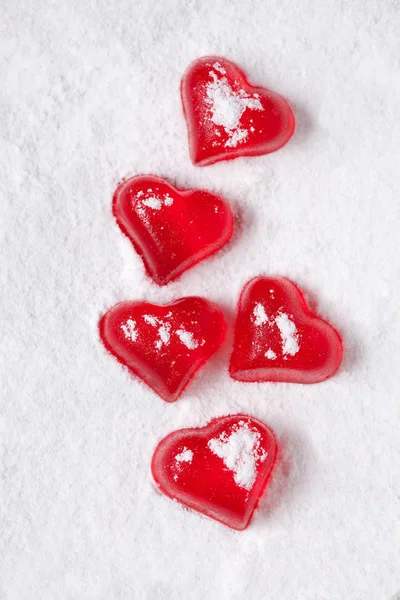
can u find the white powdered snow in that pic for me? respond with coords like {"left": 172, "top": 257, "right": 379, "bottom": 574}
{"left": 120, "top": 319, "right": 138, "bottom": 342}
{"left": 275, "top": 312, "right": 300, "bottom": 356}
{"left": 213, "top": 61, "right": 226, "bottom": 75}
{"left": 155, "top": 324, "right": 171, "bottom": 350}
{"left": 142, "top": 196, "right": 162, "bottom": 210}
{"left": 205, "top": 69, "right": 263, "bottom": 148}
{"left": 176, "top": 329, "right": 199, "bottom": 350}
{"left": 225, "top": 128, "right": 249, "bottom": 148}
{"left": 253, "top": 304, "right": 299, "bottom": 357}
{"left": 253, "top": 302, "right": 269, "bottom": 326}
{"left": 143, "top": 314, "right": 157, "bottom": 326}
{"left": 143, "top": 317, "right": 198, "bottom": 351}
{"left": 143, "top": 315, "right": 171, "bottom": 350}
{"left": 138, "top": 193, "right": 174, "bottom": 211}
{"left": 175, "top": 448, "right": 193, "bottom": 463}
{"left": 208, "top": 424, "right": 267, "bottom": 491}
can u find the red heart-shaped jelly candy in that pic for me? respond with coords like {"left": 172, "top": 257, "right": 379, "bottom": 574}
{"left": 99, "top": 297, "right": 226, "bottom": 402}
{"left": 181, "top": 56, "right": 295, "bottom": 166}
{"left": 113, "top": 175, "right": 234, "bottom": 285}
{"left": 152, "top": 414, "right": 277, "bottom": 530}
{"left": 229, "top": 277, "right": 343, "bottom": 383}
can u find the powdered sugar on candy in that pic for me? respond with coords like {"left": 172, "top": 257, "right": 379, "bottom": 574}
{"left": 208, "top": 421, "right": 267, "bottom": 491}
{"left": 252, "top": 301, "right": 300, "bottom": 359}
{"left": 205, "top": 63, "right": 263, "bottom": 148}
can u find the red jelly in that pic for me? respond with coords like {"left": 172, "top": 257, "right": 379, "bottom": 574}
{"left": 152, "top": 414, "right": 277, "bottom": 530}
{"left": 99, "top": 297, "right": 226, "bottom": 402}
{"left": 113, "top": 175, "right": 234, "bottom": 285}
{"left": 181, "top": 56, "right": 295, "bottom": 166}
{"left": 230, "top": 276, "right": 343, "bottom": 383}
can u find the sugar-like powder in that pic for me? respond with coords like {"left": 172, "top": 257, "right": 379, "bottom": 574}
{"left": 137, "top": 193, "right": 174, "bottom": 213}
{"left": 205, "top": 68, "right": 263, "bottom": 148}
{"left": 143, "top": 314, "right": 171, "bottom": 350}
{"left": 155, "top": 324, "right": 171, "bottom": 350}
{"left": 175, "top": 448, "right": 193, "bottom": 463}
{"left": 143, "top": 314, "right": 157, "bottom": 327}
{"left": 275, "top": 312, "right": 299, "bottom": 356}
{"left": 142, "top": 196, "right": 162, "bottom": 210}
{"left": 225, "top": 128, "right": 248, "bottom": 148}
{"left": 176, "top": 329, "right": 199, "bottom": 350}
{"left": 213, "top": 61, "right": 226, "bottom": 75}
{"left": 142, "top": 317, "right": 200, "bottom": 351}
{"left": 208, "top": 423, "right": 267, "bottom": 491}
{"left": 120, "top": 318, "right": 138, "bottom": 342}
{"left": 253, "top": 303, "right": 300, "bottom": 357}
{"left": 253, "top": 302, "right": 269, "bottom": 326}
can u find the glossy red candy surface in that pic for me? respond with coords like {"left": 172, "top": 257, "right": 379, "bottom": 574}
{"left": 230, "top": 277, "right": 343, "bottom": 383}
{"left": 152, "top": 414, "right": 277, "bottom": 530}
{"left": 113, "top": 175, "right": 234, "bottom": 285}
{"left": 181, "top": 56, "right": 295, "bottom": 166}
{"left": 99, "top": 297, "right": 226, "bottom": 402}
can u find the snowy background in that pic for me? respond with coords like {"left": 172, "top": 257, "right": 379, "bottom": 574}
{"left": 1, "top": 0, "right": 400, "bottom": 598}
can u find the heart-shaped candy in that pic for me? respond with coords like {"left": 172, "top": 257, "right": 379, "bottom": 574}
{"left": 229, "top": 277, "right": 343, "bottom": 383}
{"left": 99, "top": 297, "right": 226, "bottom": 402}
{"left": 113, "top": 175, "right": 234, "bottom": 285}
{"left": 152, "top": 414, "right": 277, "bottom": 530}
{"left": 181, "top": 56, "right": 295, "bottom": 166}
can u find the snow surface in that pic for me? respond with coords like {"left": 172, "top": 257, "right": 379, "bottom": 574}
{"left": 1, "top": 1, "right": 400, "bottom": 599}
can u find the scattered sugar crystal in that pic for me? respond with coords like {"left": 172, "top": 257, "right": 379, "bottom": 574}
{"left": 205, "top": 70, "right": 263, "bottom": 148}
{"left": 213, "top": 62, "right": 226, "bottom": 74}
{"left": 142, "top": 196, "right": 162, "bottom": 210}
{"left": 253, "top": 303, "right": 299, "bottom": 357}
{"left": 154, "top": 322, "right": 171, "bottom": 349}
{"left": 138, "top": 194, "right": 174, "bottom": 211}
{"left": 208, "top": 424, "right": 267, "bottom": 491}
{"left": 275, "top": 312, "right": 299, "bottom": 356}
{"left": 121, "top": 319, "right": 138, "bottom": 342}
{"left": 176, "top": 329, "right": 199, "bottom": 350}
{"left": 175, "top": 448, "right": 193, "bottom": 463}
{"left": 143, "top": 315, "right": 171, "bottom": 349}
{"left": 225, "top": 128, "right": 249, "bottom": 147}
{"left": 253, "top": 303, "right": 269, "bottom": 326}
{"left": 158, "top": 324, "right": 170, "bottom": 345}
{"left": 143, "top": 315, "right": 157, "bottom": 326}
